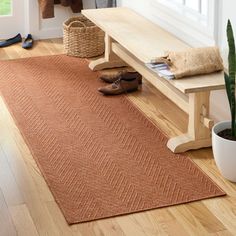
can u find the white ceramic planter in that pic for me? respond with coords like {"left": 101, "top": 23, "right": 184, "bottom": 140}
{"left": 212, "top": 121, "right": 236, "bottom": 182}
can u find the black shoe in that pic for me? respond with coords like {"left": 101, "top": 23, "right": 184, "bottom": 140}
{"left": 0, "top": 34, "right": 22, "bottom": 48}
{"left": 22, "top": 34, "right": 33, "bottom": 49}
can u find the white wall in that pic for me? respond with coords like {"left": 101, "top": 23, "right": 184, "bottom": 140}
{"left": 28, "top": 0, "right": 95, "bottom": 39}
{"left": 118, "top": 0, "right": 235, "bottom": 122}
{"left": 0, "top": 0, "right": 27, "bottom": 39}
{"left": 218, "top": 0, "right": 236, "bottom": 60}
{"left": 0, "top": 0, "right": 95, "bottom": 39}
{"left": 211, "top": 0, "right": 235, "bottom": 121}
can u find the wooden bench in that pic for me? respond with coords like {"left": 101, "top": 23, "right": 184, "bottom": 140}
{"left": 82, "top": 7, "right": 225, "bottom": 153}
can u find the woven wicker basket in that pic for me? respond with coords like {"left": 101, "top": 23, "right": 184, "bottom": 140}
{"left": 63, "top": 16, "right": 105, "bottom": 58}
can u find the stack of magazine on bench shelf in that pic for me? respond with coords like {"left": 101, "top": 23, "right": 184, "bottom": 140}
{"left": 145, "top": 61, "right": 175, "bottom": 80}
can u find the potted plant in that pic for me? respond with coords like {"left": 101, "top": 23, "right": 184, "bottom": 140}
{"left": 212, "top": 19, "right": 236, "bottom": 182}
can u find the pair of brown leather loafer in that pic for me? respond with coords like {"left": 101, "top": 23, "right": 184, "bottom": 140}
{"left": 98, "top": 70, "right": 142, "bottom": 95}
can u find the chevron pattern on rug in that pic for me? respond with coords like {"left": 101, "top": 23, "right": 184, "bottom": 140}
{"left": 0, "top": 55, "right": 225, "bottom": 224}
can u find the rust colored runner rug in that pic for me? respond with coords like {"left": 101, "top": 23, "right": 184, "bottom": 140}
{"left": 0, "top": 55, "right": 225, "bottom": 224}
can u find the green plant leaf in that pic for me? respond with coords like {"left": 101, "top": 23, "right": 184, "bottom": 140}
{"left": 224, "top": 72, "right": 232, "bottom": 108}
{"left": 227, "top": 20, "right": 236, "bottom": 82}
{"left": 226, "top": 20, "right": 236, "bottom": 137}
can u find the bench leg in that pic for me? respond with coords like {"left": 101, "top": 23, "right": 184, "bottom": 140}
{"left": 89, "top": 34, "right": 127, "bottom": 71}
{"left": 167, "top": 92, "right": 213, "bottom": 153}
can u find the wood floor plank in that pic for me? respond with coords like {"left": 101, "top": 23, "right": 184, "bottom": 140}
{"left": 150, "top": 209, "right": 190, "bottom": 236}
{"left": 41, "top": 39, "right": 64, "bottom": 55}
{"left": 0, "top": 146, "right": 24, "bottom": 206}
{"left": 159, "top": 219, "right": 190, "bottom": 236}
{"left": 131, "top": 213, "right": 169, "bottom": 236}
{"left": 49, "top": 38, "right": 64, "bottom": 52}
{"left": 204, "top": 197, "right": 236, "bottom": 235}
{"left": 0, "top": 188, "right": 17, "bottom": 236}
{"left": 187, "top": 202, "right": 226, "bottom": 233}
{"left": 46, "top": 201, "right": 82, "bottom": 236}
{"left": 73, "top": 221, "right": 105, "bottom": 236}
{"left": 213, "top": 230, "right": 234, "bottom": 236}
{"left": 116, "top": 214, "right": 160, "bottom": 236}
{"left": 2, "top": 44, "right": 22, "bottom": 59}
{"left": 0, "top": 48, "right": 10, "bottom": 60}
{"left": 169, "top": 204, "right": 210, "bottom": 235}
{"left": 9, "top": 204, "right": 39, "bottom": 236}
{"left": 149, "top": 208, "right": 175, "bottom": 223}
{"left": 96, "top": 218, "right": 125, "bottom": 236}
{"left": 12, "top": 43, "right": 33, "bottom": 58}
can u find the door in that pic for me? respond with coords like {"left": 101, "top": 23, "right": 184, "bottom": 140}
{"left": 0, "top": 0, "right": 25, "bottom": 39}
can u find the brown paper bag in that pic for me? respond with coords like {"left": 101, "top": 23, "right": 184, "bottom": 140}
{"left": 152, "top": 47, "right": 224, "bottom": 79}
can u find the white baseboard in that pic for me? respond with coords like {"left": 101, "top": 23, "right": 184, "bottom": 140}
{"left": 38, "top": 27, "right": 63, "bottom": 39}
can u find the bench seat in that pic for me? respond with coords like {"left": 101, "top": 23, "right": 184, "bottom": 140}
{"left": 82, "top": 7, "right": 225, "bottom": 153}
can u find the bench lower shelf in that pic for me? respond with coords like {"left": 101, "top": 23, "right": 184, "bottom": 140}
{"left": 89, "top": 40, "right": 214, "bottom": 153}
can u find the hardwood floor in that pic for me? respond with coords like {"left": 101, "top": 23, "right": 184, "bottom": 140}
{"left": 0, "top": 39, "right": 235, "bottom": 236}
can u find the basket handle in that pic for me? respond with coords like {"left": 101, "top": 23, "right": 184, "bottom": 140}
{"left": 68, "top": 20, "right": 86, "bottom": 29}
